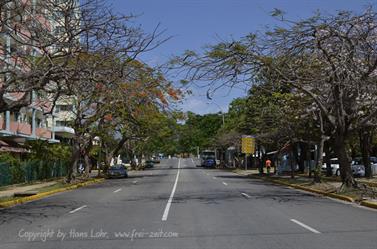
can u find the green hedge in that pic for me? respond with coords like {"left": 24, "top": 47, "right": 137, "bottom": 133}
{"left": 0, "top": 154, "right": 69, "bottom": 186}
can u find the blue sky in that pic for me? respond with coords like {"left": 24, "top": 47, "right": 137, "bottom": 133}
{"left": 110, "top": 0, "right": 376, "bottom": 114}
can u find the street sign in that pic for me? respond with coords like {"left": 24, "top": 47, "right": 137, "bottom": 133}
{"left": 241, "top": 135, "right": 255, "bottom": 154}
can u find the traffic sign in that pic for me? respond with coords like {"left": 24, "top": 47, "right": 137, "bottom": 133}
{"left": 241, "top": 135, "right": 255, "bottom": 154}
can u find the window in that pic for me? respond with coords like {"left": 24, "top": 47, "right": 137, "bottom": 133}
{"left": 55, "top": 104, "right": 73, "bottom": 112}
{"left": 56, "top": 120, "right": 70, "bottom": 127}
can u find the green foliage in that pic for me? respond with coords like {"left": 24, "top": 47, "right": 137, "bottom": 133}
{"left": 0, "top": 153, "right": 24, "bottom": 184}
{"left": 26, "top": 141, "right": 71, "bottom": 162}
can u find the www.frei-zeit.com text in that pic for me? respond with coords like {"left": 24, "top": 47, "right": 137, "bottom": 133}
{"left": 18, "top": 228, "right": 179, "bottom": 242}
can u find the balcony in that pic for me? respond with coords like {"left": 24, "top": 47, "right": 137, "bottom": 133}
{"left": 36, "top": 128, "right": 52, "bottom": 139}
{"left": 10, "top": 121, "right": 32, "bottom": 135}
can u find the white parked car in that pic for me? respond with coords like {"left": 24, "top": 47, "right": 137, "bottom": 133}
{"left": 322, "top": 158, "right": 340, "bottom": 176}
{"left": 352, "top": 157, "right": 377, "bottom": 176}
{"left": 322, "top": 158, "right": 365, "bottom": 177}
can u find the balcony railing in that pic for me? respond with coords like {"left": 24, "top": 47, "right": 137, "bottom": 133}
{"left": 36, "top": 127, "right": 52, "bottom": 139}
{"left": 10, "top": 121, "right": 32, "bottom": 135}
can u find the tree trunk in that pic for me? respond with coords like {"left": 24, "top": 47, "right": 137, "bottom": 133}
{"left": 313, "top": 137, "right": 325, "bottom": 183}
{"left": 333, "top": 135, "right": 356, "bottom": 188}
{"left": 67, "top": 142, "right": 80, "bottom": 183}
{"left": 359, "top": 129, "right": 372, "bottom": 178}
{"left": 298, "top": 142, "right": 306, "bottom": 173}
{"left": 292, "top": 144, "right": 300, "bottom": 178}
{"left": 290, "top": 149, "right": 295, "bottom": 179}
{"left": 83, "top": 151, "right": 92, "bottom": 178}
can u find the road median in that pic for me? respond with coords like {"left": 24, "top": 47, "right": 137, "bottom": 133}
{"left": 0, "top": 178, "right": 104, "bottom": 208}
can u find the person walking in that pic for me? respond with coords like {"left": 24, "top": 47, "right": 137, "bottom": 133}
{"left": 265, "top": 159, "right": 272, "bottom": 176}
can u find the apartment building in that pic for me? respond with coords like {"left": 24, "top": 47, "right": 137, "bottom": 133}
{"left": 46, "top": 97, "right": 75, "bottom": 142}
{"left": 0, "top": 0, "right": 79, "bottom": 151}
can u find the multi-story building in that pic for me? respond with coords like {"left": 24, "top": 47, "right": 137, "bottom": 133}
{"left": 0, "top": 0, "right": 79, "bottom": 151}
{"left": 46, "top": 97, "right": 75, "bottom": 143}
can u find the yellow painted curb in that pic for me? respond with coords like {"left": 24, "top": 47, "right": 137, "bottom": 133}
{"left": 0, "top": 178, "right": 104, "bottom": 208}
{"left": 235, "top": 172, "right": 356, "bottom": 203}
{"left": 360, "top": 200, "right": 377, "bottom": 209}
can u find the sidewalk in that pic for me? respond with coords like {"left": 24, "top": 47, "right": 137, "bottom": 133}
{"left": 0, "top": 181, "right": 58, "bottom": 198}
{"left": 0, "top": 171, "right": 100, "bottom": 199}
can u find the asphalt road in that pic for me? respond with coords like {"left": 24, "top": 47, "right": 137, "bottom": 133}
{"left": 0, "top": 158, "right": 376, "bottom": 249}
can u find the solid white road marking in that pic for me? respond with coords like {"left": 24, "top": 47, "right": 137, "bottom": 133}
{"left": 69, "top": 205, "right": 87, "bottom": 214}
{"left": 191, "top": 158, "right": 195, "bottom": 164}
{"left": 290, "top": 219, "right": 321, "bottom": 234}
{"left": 241, "top": 193, "right": 251, "bottom": 198}
{"left": 113, "top": 188, "right": 122, "bottom": 193}
{"left": 162, "top": 158, "right": 181, "bottom": 221}
{"left": 222, "top": 182, "right": 228, "bottom": 186}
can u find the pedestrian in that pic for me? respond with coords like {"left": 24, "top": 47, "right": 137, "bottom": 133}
{"left": 265, "top": 159, "right": 272, "bottom": 176}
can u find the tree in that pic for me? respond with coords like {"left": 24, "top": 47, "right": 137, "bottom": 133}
{"left": 0, "top": 0, "right": 166, "bottom": 113}
{"left": 173, "top": 8, "right": 377, "bottom": 187}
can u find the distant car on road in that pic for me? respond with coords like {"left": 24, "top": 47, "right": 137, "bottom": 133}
{"left": 151, "top": 157, "right": 160, "bottom": 164}
{"left": 145, "top": 160, "right": 154, "bottom": 168}
{"left": 107, "top": 164, "right": 128, "bottom": 178}
{"left": 200, "top": 150, "right": 216, "bottom": 167}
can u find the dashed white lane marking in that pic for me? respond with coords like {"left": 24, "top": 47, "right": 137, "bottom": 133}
{"left": 132, "top": 180, "right": 138, "bottom": 184}
{"left": 69, "top": 205, "right": 87, "bottom": 214}
{"left": 241, "top": 193, "right": 251, "bottom": 198}
{"left": 290, "top": 219, "right": 321, "bottom": 234}
{"left": 212, "top": 177, "right": 217, "bottom": 179}
{"left": 222, "top": 182, "right": 228, "bottom": 186}
{"left": 162, "top": 159, "right": 181, "bottom": 221}
{"left": 113, "top": 188, "right": 122, "bottom": 193}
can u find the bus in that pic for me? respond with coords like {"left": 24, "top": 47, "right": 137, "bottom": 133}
{"left": 200, "top": 150, "right": 216, "bottom": 168}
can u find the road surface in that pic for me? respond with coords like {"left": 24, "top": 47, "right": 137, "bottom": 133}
{"left": 0, "top": 158, "right": 376, "bottom": 249}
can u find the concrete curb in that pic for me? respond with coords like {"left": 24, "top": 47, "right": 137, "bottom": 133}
{"left": 0, "top": 178, "right": 104, "bottom": 208}
{"left": 236, "top": 172, "right": 356, "bottom": 203}
{"left": 360, "top": 200, "right": 377, "bottom": 209}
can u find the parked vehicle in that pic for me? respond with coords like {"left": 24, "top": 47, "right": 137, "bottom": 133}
{"left": 151, "top": 156, "right": 160, "bottom": 164}
{"left": 321, "top": 158, "right": 340, "bottom": 176}
{"left": 145, "top": 160, "right": 154, "bottom": 168}
{"left": 107, "top": 164, "right": 128, "bottom": 178}
{"left": 322, "top": 157, "right": 366, "bottom": 177}
{"left": 351, "top": 163, "right": 365, "bottom": 177}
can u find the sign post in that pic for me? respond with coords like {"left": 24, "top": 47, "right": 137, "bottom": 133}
{"left": 241, "top": 135, "right": 256, "bottom": 170}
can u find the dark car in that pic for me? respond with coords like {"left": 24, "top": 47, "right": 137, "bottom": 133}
{"left": 145, "top": 160, "right": 154, "bottom": 168}
{"left": 107, "top": 164, "right": 128, "bottom": 178}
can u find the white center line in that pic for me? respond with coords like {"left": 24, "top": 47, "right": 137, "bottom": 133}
{"left": 113, "top": 188, "right": 122, "bottom": 193}
{"left": 69, "top": 205, "right": 87, "bottom": 214}
{"left": 162, "top": 158, "right": 181, "bottom": 221}
{"left": 241, "top": 193, "right": 251, "bottom": 198}
{"left": 290, "top": 219, "right": 321, "bottom": 234}
{"left": 222, "top": 182, "right": 228, "bottom": 186}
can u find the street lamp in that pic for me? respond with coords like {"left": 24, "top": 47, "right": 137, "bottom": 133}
{"left": 207, "top": 102, "right": 225, "bottom": 126}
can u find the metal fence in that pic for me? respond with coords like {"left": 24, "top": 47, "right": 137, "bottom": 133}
{"left": 0, "top": 160, "right": 69, "bottom": 187}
